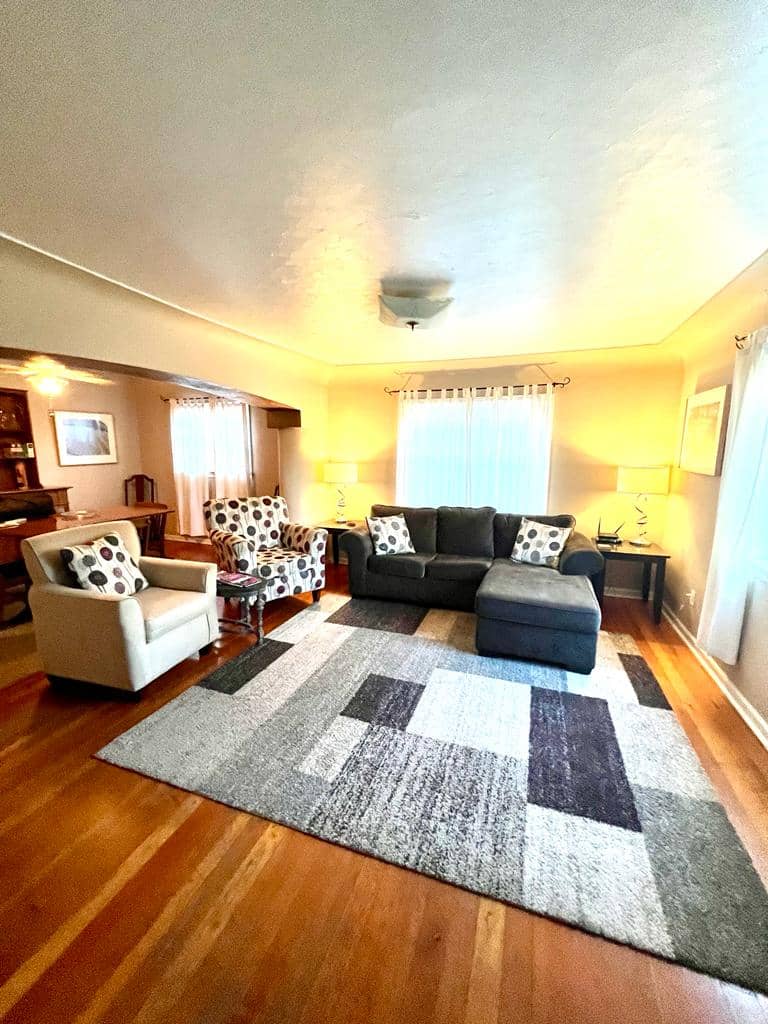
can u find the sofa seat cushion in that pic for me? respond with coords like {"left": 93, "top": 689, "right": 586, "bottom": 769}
{"left": 135, "top": 587, "right": 211, "bottom": 643}
{"left": 475, "top": 560, "right": 600, "bottom": 634}
{"left": 368, "top": 553, "right": 434, "bottom": 579}
{"left": 426, "top": 554, "right": 492, "bottom": 582}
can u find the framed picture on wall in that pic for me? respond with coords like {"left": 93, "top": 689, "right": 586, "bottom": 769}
{"left": 679, "top": 385, "right": 727, "bottom": 476}
{"left": 52, "top": 411, "right": 118, "bottom": 466}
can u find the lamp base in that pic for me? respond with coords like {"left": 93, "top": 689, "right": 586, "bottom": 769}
{"left": 335, "top": 487, "right": 347, "bottom": 524}
{"left": 629, "top": 537, "right": 651, "bottom": 547}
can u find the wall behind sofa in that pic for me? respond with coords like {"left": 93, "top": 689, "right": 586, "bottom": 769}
{"left": 327, "top": 349, "right": 683, "bottom": 590}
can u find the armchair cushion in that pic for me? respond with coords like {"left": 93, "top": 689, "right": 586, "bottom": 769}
{"left": 134, "top": 587, "right": 212, "bottom": 642}
{"left": 61, "top": 533, "right": 148, "bottom": 596}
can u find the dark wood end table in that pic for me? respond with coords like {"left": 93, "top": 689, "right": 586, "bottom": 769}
{"left": 592, "top": 541, "right": 670, "bottom": 624}
{"left": 315, "top": 520, "right": 359, "bottom": 564}
{"left": 216, "top": 574, "right": 267, "bottom": 644}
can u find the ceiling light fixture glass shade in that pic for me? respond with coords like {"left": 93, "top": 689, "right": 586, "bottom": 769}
{"left": 378, "top": 295, "right": 453, "bottom": 330}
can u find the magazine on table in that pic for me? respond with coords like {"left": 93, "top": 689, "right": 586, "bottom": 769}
{"left": 217, "top": 571, "right": 262, "bottom": 588}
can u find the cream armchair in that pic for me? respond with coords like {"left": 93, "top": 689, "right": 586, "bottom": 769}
{"left": 21, "top": 520, "right": 219, "bottom": 693}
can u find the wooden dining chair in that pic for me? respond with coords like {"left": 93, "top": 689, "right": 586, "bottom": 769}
{"left": 124, "top": 474, "right": 157, "bottom": 505}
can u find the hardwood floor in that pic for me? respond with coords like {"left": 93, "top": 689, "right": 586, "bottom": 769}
{"left": 1, "top": 562, "right": 767, "bottom": 1024}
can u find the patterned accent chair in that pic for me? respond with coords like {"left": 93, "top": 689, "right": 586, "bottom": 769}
{"left": 203, "top": 496, "right": 328, "bottom": 603}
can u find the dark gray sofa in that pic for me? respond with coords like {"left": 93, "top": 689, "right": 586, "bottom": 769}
{"left": 340, "top": 503, "right": 604, "bottom": 673}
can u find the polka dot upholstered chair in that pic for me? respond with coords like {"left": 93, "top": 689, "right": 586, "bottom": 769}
{"left": 203, "top": 496, "right": 328, "bottom": 604}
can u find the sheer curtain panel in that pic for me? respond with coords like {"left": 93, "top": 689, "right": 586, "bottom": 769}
{"left": 697, "top": 327, "right": 768, "bottom": 664}
{"left": 170, "top": 398, "right": 251, "bottom": 536}
{"left": 395, "top": 384, "right": 553, "bottom": 511}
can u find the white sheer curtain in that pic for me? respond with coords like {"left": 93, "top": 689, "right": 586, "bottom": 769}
{"left": 396, "top": 384, "right": 554, "bottom": 511}
{"left": 697, "top": 327, "right": 768, "bottom": 664}
{"left": 170, "top": 398, "right": 251, "bottom": 535}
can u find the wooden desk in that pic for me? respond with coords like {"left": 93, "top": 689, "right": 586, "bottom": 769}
{"left": 592, "top": 540, "right": 670, "bottom": 624}
{"left": 0, "top": 504, "right": 172, "bottom": 565}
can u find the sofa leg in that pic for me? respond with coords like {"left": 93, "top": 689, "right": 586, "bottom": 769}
{"left": 199, "top": 642, "right": 215, "bottom": 656}
{"left": 312, "top": 589, "right": 322, "bottom": 603}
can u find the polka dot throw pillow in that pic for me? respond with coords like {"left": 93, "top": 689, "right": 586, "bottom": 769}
{"left": 60, "top": 534, "right": 149, "bottom": 596}
{"left": 511, "top": 517, "right": 572, "bottom": 568}
{"left": 366, "top": 514, "right": 416, "bottom": 555}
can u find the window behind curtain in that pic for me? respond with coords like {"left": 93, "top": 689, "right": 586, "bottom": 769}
{"left": 170, "top": 398, "right": 252, "bottom": 535}
{"left": 395, "top": 385, "right": 554, "bottom": 512}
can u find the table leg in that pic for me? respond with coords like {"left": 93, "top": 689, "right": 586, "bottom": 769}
{"left": 256, "top": 591, "right": 265, "bottom": 645}
{"left": 652, "top": 558, "right": 666, "bottom": 625}
{"left": 592, "top": 567, "right": 605, "bottom": 607}
{"left": 642, "top": 560, "right": 652, "bottom": 602}
{"left": 332, "top": 532, "right": 340, "bottom": 564}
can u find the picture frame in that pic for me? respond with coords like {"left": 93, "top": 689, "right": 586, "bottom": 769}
{"left": 679, "top": 385, "right": 727, "bottom": 476}
{"left": 52, "top": 410, "right": 118, "bottom": 466}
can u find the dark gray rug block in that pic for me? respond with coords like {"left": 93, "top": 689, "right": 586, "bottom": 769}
{"left": 96, "top": 597, "right": 768, "bottom": 995}
{"left": 634, "top": 785, "right": 768, "bottom": 992}
{"left": 326, "top": 598, "right": 428, "bottom": 634}
{"left": 198, "top": 639, "right": 293, "bottom": 695}
{"left": 528, "top": 688, "right": 641, "bottom": 832}
{"left": 341, "top": 674, "right": 425, "bottom": 730}
{"left": 619, "top": 653, "right": 671, "bottom": 709}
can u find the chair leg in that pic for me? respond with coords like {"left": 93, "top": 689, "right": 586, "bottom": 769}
{"left": 312, "top": 589, "right": 322, "bottom": 603}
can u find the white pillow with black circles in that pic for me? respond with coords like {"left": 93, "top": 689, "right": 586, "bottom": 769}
{"left": 511, "top": 517, "right": 572, "bottom": 568}
{"left": 366, "top": 515, "right": 416, "bottom": 555}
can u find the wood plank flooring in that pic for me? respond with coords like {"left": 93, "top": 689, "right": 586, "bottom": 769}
{"left": 1, "top": 561, "right": 767, "bottom": 1024}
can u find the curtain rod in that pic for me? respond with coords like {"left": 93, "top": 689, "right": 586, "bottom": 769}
{"left": 735, "top": 335, "right": 747, "bottom": 350}
{"left": 383, "top": 377, "right": 570, "bottom": 396}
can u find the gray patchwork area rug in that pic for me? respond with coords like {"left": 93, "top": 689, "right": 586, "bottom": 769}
{"left": 97, "top": 595, "right": 768, "bottom": 993}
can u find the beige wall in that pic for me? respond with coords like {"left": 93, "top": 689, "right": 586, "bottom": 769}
{"left": 662, "top": 249, "right": 768, "bottom": 723}
{"left": 328, "top": 353, "right": 683, "bottom": 591}
{"left": 0, "top": 370, "right": 143, "bottom": 509}
{"left": 0, "top": 238, "right": 333, "bottom": 525}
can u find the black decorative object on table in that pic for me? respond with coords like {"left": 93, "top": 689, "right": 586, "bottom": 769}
{"left": 216, "top": 572, "right": 267, "bottom": 644}
{"left": 591, "top": 540, "right": 670, "bottom": 624}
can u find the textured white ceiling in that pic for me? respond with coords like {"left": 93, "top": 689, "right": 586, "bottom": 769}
{"left": 2, "top": 1, "right": 767, "bottom": 365}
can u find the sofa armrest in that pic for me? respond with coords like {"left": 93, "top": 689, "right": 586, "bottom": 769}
{"left": 339, "top": 526, "right": 372, "bottom": 595}
{"left": 559, "top": 532, "right": 604, "bottom": 577}
{"left": 140, "top": 556, "right": 216, "bottom": 596}
{"left": 29, "top": 581, "right": 146, "bottom": 644}
{"left": 282, "top": 523, "right": 328, "bottom": 557}
{"left": 209, "top": 529, "right": 258, "bottom": 573}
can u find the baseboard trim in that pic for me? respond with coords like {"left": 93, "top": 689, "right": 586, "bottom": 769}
{"left": 662, "top": 603, "right": 768, "bottom": 751}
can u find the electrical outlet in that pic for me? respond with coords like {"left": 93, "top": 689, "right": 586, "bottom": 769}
{"left": 686, "top": 588, "right": 696, "bottom": 607}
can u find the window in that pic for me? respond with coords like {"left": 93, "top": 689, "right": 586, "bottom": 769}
{"left": 698, "top": 327, "right": 768, "bottom": 663}
{"left": 395, "top": 385, "right": 554, "bottom": 511}
{"left": 169, "top": 398, "right": 252, "bottom": 535}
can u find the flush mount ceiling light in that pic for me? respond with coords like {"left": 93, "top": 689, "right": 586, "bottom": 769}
{"left": 0, "top": 355, "right": 114, "bottom": 396}
{"left": 378, "top": 294, "right": 453, "bottom": 330}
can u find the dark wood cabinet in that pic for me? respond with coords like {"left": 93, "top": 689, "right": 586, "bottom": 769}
{"left": 0, "top": 387, "right": 41, "bottom": 491}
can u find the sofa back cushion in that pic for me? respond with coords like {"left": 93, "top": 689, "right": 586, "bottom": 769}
{"left": 437, "top": 506, "right": 496, "bottom": 557}
{"left": 371, "top": 504, "right": 437, "bottom": 554}
{"left": 493, "top": 512, "right": 575, "bottom": 559}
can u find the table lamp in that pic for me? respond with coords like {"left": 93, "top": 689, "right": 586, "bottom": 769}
{"left": 323, "top": 462, "right": 358, "bottom": 523}
{"left": 616, "top": 465, "right": 670, "bottom": 546}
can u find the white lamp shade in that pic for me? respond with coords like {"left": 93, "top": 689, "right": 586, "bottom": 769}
{"left": 616, "top": 465, "right": 670, "bottom": 496}
{"left": 323, "top": 462, "right": 358, "bottom": 485}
